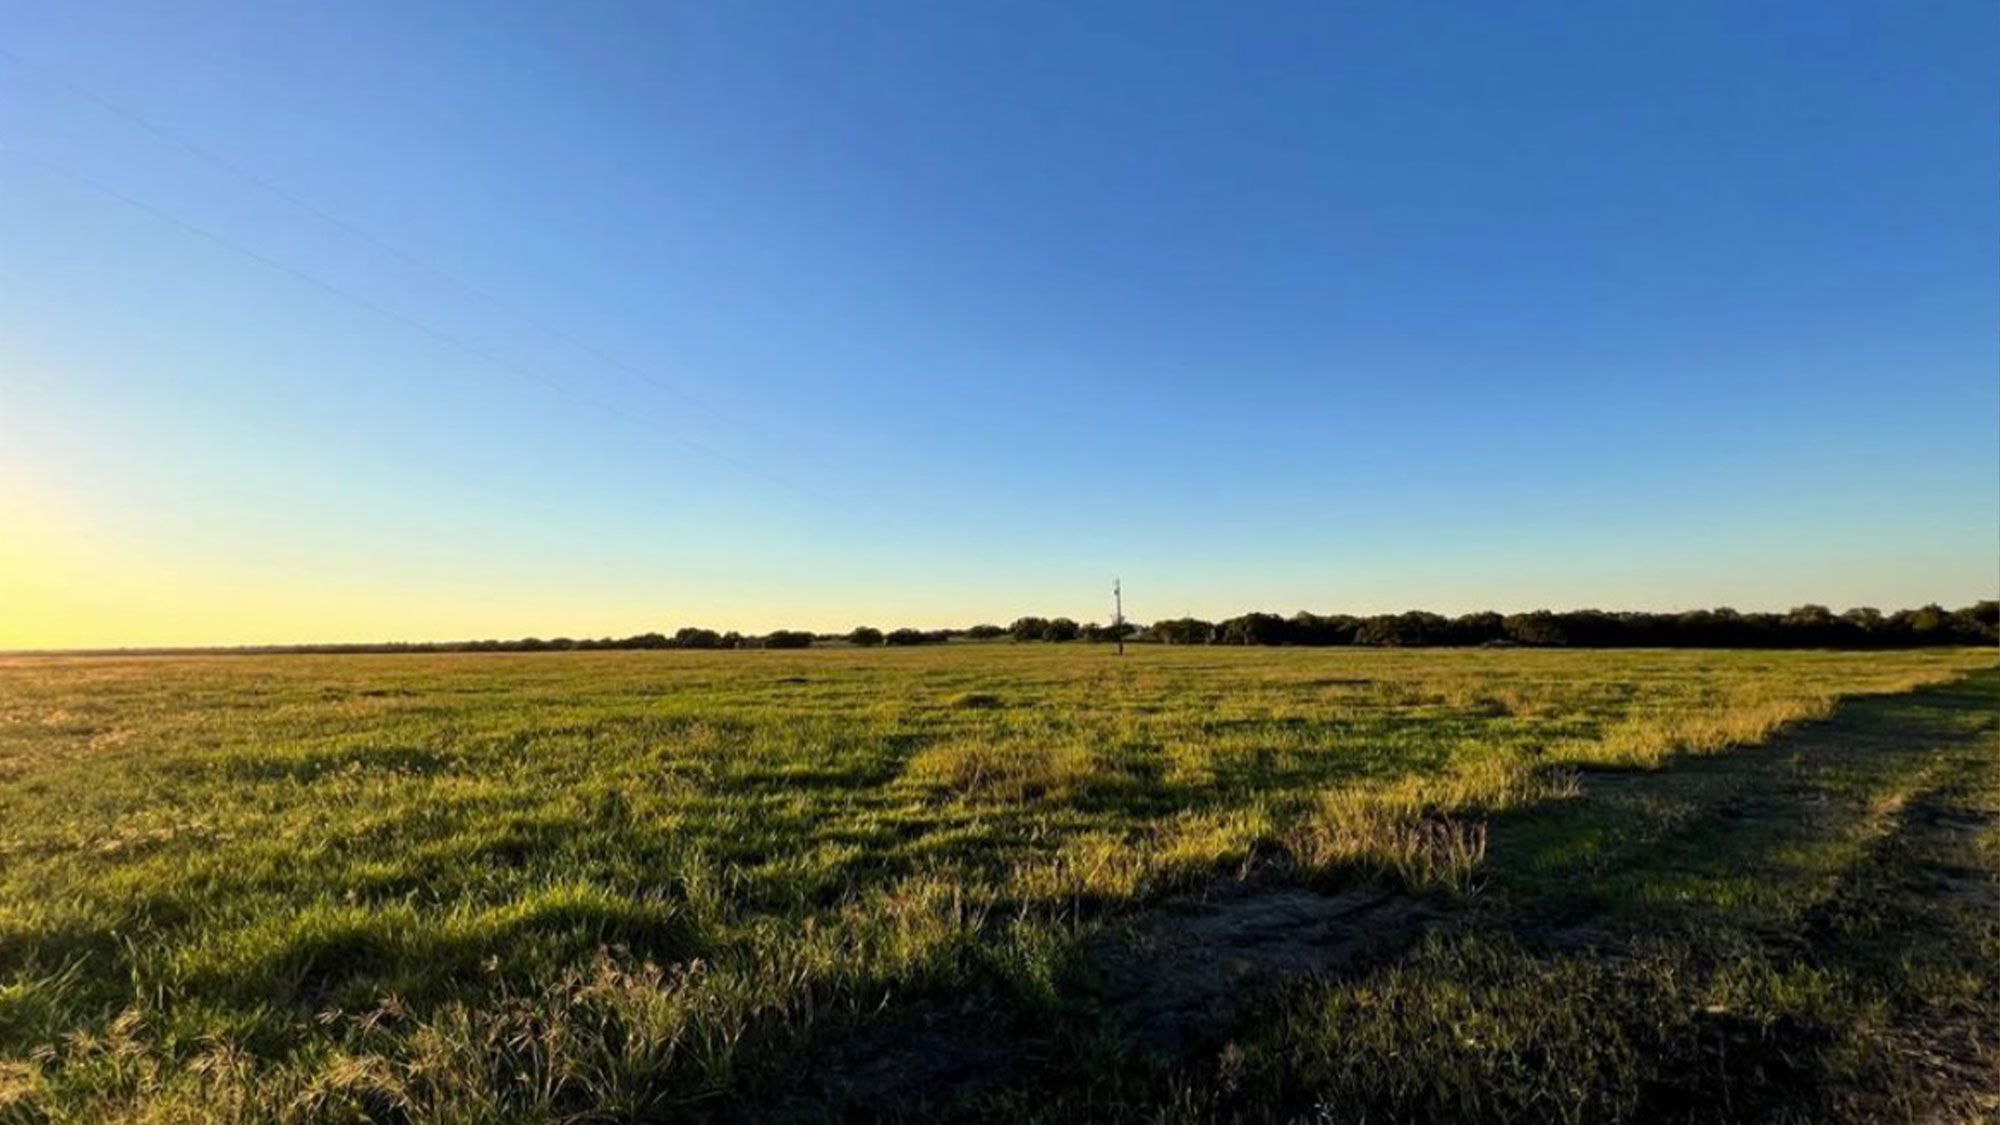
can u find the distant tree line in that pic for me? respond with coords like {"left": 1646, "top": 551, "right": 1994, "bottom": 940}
{"left": 1004, "top": 617, "right": 1138, "bottom": 644}
{"left": 1145, "top": 603, "right": 1997, "bottom": 649}
{"left": 41, "top": 602, "right": 1992, "bottom": 656}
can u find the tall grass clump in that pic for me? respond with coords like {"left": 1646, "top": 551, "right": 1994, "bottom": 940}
{"left": 1285, "top": 791, "right": 1490, "bottom": 896}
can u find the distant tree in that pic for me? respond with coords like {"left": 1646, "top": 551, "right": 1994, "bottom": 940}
{"left": 1562, "top": 610, "right": 1626, "bottom": 647}
{"left": 1841, "top": 606, "right": 1884, "bottom": 630}
{"left": 846, "top": 626, "right": 885, "bottom": 647}
{"left": 1502, "top": 612, "right": 1566, "bottom": 647}
{"left": 1288, "top": 612, "right": 1359, "bottom": 646}
{"left": 673, "top": 627, "right": 722, "bottom": 650}
{"left": 885, "top": 628, "right": 944, "bottom": 646}
{"left": 1286, "top": 612, "right": 1327, "bottom": 645}
{"left": 1355, "top": 613, "right": 1449, "bottom": 646}
{"left": 1352, "top": 616, "right": 1400, "bottom": 646}
{"left": 1612, "top": 611, "right": 1670, "bottom": 647}
{"left": 1009, "top": 616, "right": 1051, "bottom": 642}
{"left": 1405, "top": 611, "right": 1453, "bottom": 645}
{"left": 1451, "top": 612, "right": 1505, "bottom": 646}
{"left": 720, "top": 631, "right": 747, "bottom": 649}
{"left": 1954, "top": 601, "right": 1999, "bottom": 644}
{"left": 1905, "top": 604, "right": 1952, "bottom": 641}
{"left": 1217, "top": 613, "right": 1288, "bottom": 645}
{"left": 763, "top": 630, "right": 813, "bottom": 649}
{"left": 1081, "top": 621, "right": 1133, "bottom": 643}
{"left": 1045, "top": 617, "right": 1081, "bottom": 642}
{"left": 1151, "top": 617, "right": 1215, "bottom": 645}
{"left": 965, "top": 624, "right": 1007, "bottom": 640}
{"left": 1778, "top": 604, "right": 1841, "bottom": 647}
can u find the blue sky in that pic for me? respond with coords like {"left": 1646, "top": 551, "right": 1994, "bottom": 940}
{"left": 1, "top": 2, "right": 1994, "bottom": 645}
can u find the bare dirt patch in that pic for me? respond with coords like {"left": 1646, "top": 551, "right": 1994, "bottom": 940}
{"left": 773, "top": 880, "right": 1438, "bottom": 1120}
{"left": 1083, "top": 881, "right": 1437, "bottom": 1054}
{"left": 790, "top": 1004, "right": 1025, "bottom": 1122}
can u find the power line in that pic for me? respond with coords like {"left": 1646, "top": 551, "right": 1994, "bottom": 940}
{"left": 0, "top": 45, "right": 746, "bottom": 436}
{"left": 0, "top": 140, "right": 831, "bottom": 503}
{"left": 1112, "top": 577, "right": 1126, "bottom": 655}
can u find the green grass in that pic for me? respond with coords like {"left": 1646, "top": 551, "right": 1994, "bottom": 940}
{"left": 0, "top": 646, "right": 1993, "bottom": 1122}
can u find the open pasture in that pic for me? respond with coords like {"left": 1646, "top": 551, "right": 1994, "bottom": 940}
{"left": 1, "top": 646, "right": 1995, "bottom": 1122}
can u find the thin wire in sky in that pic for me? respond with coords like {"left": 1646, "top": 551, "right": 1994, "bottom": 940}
{"left": 0, "top": 140, "right": 834, "bottom": 504}
{"left": 0, "top": 46, "right": 749, "bottom": 437}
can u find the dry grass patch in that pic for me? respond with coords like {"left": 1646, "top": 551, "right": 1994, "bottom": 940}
{"left": 1556, "top": 694, "right": 1837, "bottom": 770}
{"left": 901, "top": 738, "right": 1106, "bottom": 801}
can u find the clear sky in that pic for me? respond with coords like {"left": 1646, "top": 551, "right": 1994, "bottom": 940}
{"left": 2, "top": 2, "right": 1995, "bottom": 647}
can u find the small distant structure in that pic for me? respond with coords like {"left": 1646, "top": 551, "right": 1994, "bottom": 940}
{"left": 1112, "top": 578, "right": 1126, "bottom": 656}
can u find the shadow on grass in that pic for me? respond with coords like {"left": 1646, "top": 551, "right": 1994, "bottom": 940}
{"left": 761, "top": 668, "right": 2000, "bottom": 1124}
{"left": 1485, "top": 668, "right": 2000, "bottom": 933}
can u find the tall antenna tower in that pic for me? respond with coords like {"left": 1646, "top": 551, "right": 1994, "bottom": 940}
{"left": 1112, "top": 578, "right": 1126, "bottom": 656}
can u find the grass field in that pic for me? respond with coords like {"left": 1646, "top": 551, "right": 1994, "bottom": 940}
{"left": 1, "top": 646, "right": 1995, "bottom": 1122}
